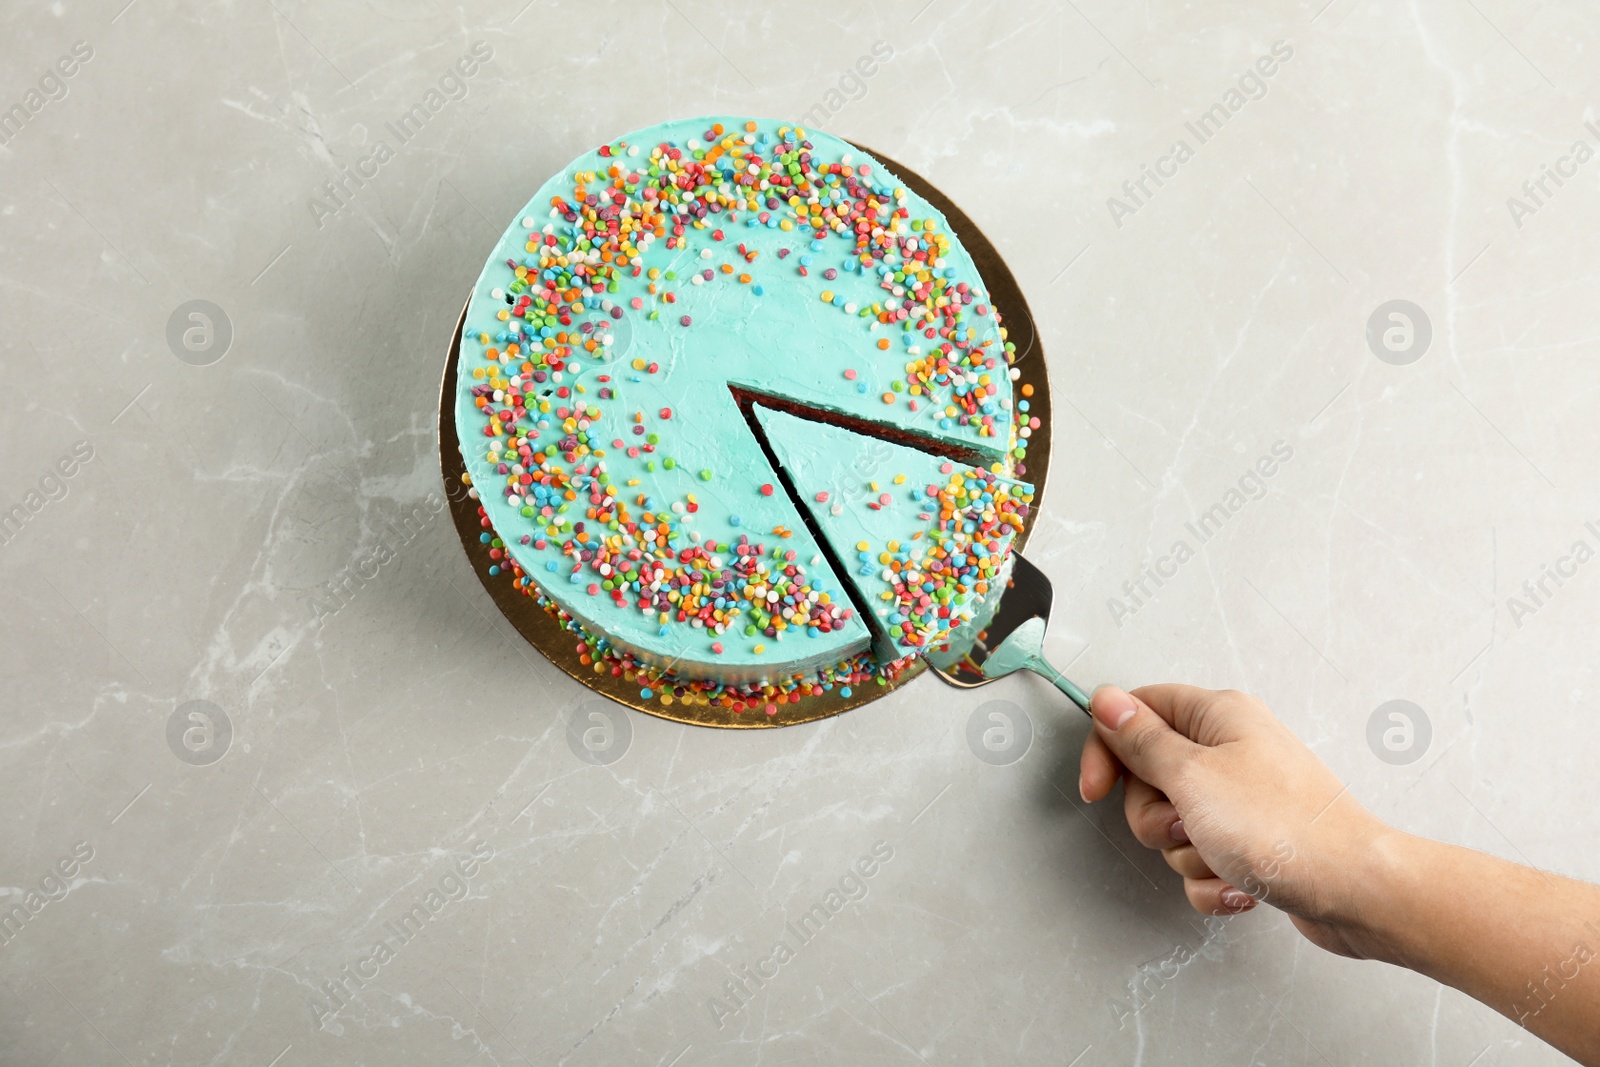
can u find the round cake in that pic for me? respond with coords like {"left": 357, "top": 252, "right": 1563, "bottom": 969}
{"left": 454, "top": 116, "right": 1038, "bottom": 712}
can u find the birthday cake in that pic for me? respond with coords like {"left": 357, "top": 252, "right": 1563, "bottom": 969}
{"left": 454, "top": 116, "right": 1037, "bottom": 713}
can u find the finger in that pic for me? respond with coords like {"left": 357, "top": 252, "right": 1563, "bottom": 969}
{"left": 1090, "top": 686, "right": 1201, "bottom": 792}
{"left": 1122, "top": 775, "right": 1185, "bottom": 849}
{"left": 1162, "top": 845, "right": 1214, "bottom": 881}
{"left": 1184, "top": 877, "right": 1258, "bottom": 916}
{"left": 1129, "top": 684, "right": 1270, "bottom": 746}
{"left": 1078, "top": 729, "right": 1124, "bottom": 802}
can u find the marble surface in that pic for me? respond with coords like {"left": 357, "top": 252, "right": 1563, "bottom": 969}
{"left": 2, "top": 1, "right": 1596, "bottom": 1064}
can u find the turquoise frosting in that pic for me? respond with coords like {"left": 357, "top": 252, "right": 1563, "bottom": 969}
{"left": 454, "top": 116, "right": 1017, "bottom": 684}
{"left": 754, "top": 405, "right": 1033, "bottom": 660}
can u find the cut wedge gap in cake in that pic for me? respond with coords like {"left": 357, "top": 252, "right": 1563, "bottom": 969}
{"left": 746, "top": 402, "right": 1035, "bottom": 665}
{"left": 726, "top": 383, "right": 1001, "bottom": 470}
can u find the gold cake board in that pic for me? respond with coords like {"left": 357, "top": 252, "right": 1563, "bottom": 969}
{"left": 437, "top": 145, "right": 1054, "bottom": 728}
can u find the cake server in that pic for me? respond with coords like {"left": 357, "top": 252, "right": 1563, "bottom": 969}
{"left": 925, "top": 552, "right": 1093, "bottom": 716}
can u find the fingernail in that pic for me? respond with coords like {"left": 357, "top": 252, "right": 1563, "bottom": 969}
{"left": 1219, "top": 887, "right": 1254, "bottom": 912}
{"left": 1077, "top": 776, "right": 1089, "bottom": 803}
{"left": 1169, "top": 819, "right": 1189, "bottom": 845}
{"left": 1092, "top": 686, "right": 1137, "bottom": 731}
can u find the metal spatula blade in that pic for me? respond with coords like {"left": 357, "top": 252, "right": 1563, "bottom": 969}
{"left": 926, "top": 552, "right": 1093, "bottom": 715}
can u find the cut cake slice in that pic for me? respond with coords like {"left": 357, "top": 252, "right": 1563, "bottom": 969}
{"left": 752, "top": 404, "right": 1034, "bottom": 661}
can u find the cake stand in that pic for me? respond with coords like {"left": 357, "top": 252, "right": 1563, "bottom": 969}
{"left": 437, "top": 145, "right": 1054, "bottom": 728}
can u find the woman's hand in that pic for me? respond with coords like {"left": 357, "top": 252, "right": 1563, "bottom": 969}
{"left": 1077, "top": 684, "right": 1396, "bottom": 959}
{"left": 1078, "top": 683, "right": 1600, "bottom": 1064}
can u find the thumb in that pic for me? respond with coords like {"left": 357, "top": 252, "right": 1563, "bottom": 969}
{"left": 1090, "top": 686, "right": 1200, "bottom": 792}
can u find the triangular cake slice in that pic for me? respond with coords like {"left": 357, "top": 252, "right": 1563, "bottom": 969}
{"left": 752, "top": 404, "right": 1035, "bottom": 661}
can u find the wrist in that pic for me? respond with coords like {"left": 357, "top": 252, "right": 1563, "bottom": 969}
{"left": 1336, "top": 825, "right": 1437, "bottom": 967}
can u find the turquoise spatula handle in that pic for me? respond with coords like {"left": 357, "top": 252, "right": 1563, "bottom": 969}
{"left": 1028, "top": 652, "right": 1092, "bottom": 715}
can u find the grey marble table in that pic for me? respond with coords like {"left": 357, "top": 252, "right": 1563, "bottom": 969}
{"left": 2, "top": 1, "right": 1595, "bottom": 1064}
